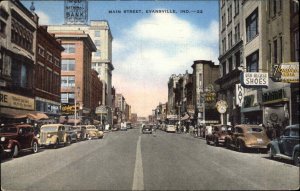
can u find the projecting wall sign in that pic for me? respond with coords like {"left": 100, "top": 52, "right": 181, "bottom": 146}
{"left": 241, "top": 72, "right": 269, "bottom": 88}
{"left": 64, "top": 0, "right": 88, "bottom": 25}
{"left": 235, "top": 84, "right": 244, "bottom": 107}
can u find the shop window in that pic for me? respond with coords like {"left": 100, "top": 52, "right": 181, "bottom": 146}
{"left": 246, "top": 8, "right": 258, "bottom": 42}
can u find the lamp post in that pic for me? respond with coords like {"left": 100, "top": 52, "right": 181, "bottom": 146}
{"left": 74, "top": 87, "right": 80, "bottom": 126}
{"left": 177, "top": 101, "right": 182, "bottom": 128}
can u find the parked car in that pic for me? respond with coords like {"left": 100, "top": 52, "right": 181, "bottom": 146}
{"left": 39, "top": 124, "right": 71, "bottom": 148}
{"left": 112, "top": 124, "right": 120, "bottom": 131}
{"left": 64, "top": 125, "right": 78, "bottom": 143}
{"left": 126, "top": 122, "right": 132, "bottom": 129}
{"left": 268, "top": 124, "right": 299, "bottom": 166}
{"left": 86, "top": 125, "right": 104, "bottom": 139}
{"left": 0, "top": 124, "right": 39, "bottom": 158}
{"left": 72, "top": 125, "right": 87, "bottom": 141}
{"left": 225, "top": 124, "right": 270, "bottom": 152}
{"left": 142, "top": 124, "right": 153, "bottom": 134}
{"left": 206, "top": 124, "right": 232, "bottom": 146}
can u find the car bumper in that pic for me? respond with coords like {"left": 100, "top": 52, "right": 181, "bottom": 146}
{"left": 246, "top": 145, "right": 268, "bottom": 149}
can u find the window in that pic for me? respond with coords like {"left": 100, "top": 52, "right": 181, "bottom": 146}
{"left": 61, "top": 59, "right": 75, "bottom": 71}
{"left": 222, "top": 37, "right": 227, "bottom": 54}
{"left": 227, "top": 4, "right": 232, "bottom": 24}
{"left": 234, "top": 0, "right": 239, "bottom": 15}
{"left": 279, "top": 36, "right": 282, "bottom": 63}
{"left": 53, "top": 57, "right": 60, "bottom": 67}
{"left": 46, "top": 52, "right": 52, "bottom": 62}
{"left": 0, "top": 20, "right": 6, "bottom": 34}
{"left": 290, "top": 128, "right": 299, "bottom": 137}
{"left": 222, "top": 62, "right": 226, "bottom": 76}
{"left": 38, "top": 46, "right": 45, "bottom": 57}
{"left": 235, "top": 51, "right": 241, "bottom": 68}
{"left": 222, "top": 13, "right": 226, "bottom": 30}
{"left": 295, "top": 31, "right": 299, "bottom": 62}
{"left": 95, "top": 50, "right": 101, "bottom": 57}
{"left": 95, "top": 30, "right": 100, "bottom": 37}
{"left": 234, "top": 24, "right": 240, "bottom": 43}
{"left": 246, "top": 50, "right": 259, "bottom": 72}
{"left": 268, "top": 42, "right": 271, "bottom": 65}
{"left": 94, "top": 40, "right": 100, "bottom": 46}
{"left": 228, "top": 32, "right": 232, "bottom": 49}
{"left": 273, "top": 39, "right": 278, "bottom": 64}
{"left": 20, "top": 64, "right": 27, "bottom": 88}
{"left": 228, "top": 57, "right": 233, "bottom": 72}
{"left": 246, "top": 9, "right": 258, "bottom": 42}
{"left": 293, "top": 0, "right": 299, "bottom": 13}
{"left": 273, "top": 0, "right": 277, "bottom": 16}
{"left": 61, "top": 76, "right": 75, "bottom": 87}
{"left": 283, "top": 129, "right": 290, "bottom": 136}
{"left": 62, "top": 44, "right": 75, "bottom": 53}
{"left": 61, "top": 93, "right": 75, "bottom": 104}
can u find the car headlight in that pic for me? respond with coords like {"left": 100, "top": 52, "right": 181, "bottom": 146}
{"left": 36, "top": 134, "right": 40, "bottom": 138}
{"left": 47, "top": 134, "right": 51, "bottom": 138}
{"left": 1, "top": 137, "right": 5, "bottom": 142}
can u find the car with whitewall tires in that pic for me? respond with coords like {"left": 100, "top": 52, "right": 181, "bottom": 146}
{"left": 0, "top": 124, "right": 39, "bottom": 158}
{"left": 268, "top": 124, "right": 299, "bottom": 166}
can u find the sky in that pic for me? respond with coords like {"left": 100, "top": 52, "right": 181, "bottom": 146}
{"left": 22, "top": 0, "right": 219, "bottom": 117}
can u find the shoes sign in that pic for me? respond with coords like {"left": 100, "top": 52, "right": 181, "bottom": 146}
{"left": 240, "top": 72, "right": 269, "bottom": 88}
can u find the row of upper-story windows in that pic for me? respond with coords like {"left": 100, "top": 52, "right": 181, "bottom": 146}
{"left": 36, "top": 63, "right": 60, "bottom": 95}
{"left": 220, "top": 50, "right": 241, "bottom": 77}
{"left": 62, "top": 44, "right": 75, "bottom": 53}
{"left": 221, "top": 0, "right": 240, "bottom": 31}
{"left": 61, "top": 76, "right": 75, "bottom": 87}
{"left": 38, "top": 45, "right": 60, "bottom": 67}
{"left": 268, "top": 0, "right": 282, "bottom": 19}
{"left": 11, "top": 18, "right": 34, "bottom": 52}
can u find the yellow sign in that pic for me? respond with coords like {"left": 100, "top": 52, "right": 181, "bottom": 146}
{"left": 0, "top": 91, "right": 34, "bottom": 110}
{"left": 61, "top": 104, "right": 79, "bottom": 114}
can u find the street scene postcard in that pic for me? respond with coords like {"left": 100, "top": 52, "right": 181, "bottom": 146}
{"left": 0, "top": 0, "right": 299, "bottom": 190}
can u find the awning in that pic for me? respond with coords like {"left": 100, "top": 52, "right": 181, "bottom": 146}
{"left": 181, "top": 113, "right": 190, "bottom": 121}
{"left": 93, "top": 120, "right": 100, "bottom": 125}
{"left": 0, "top": 107, "right": 48, "bottom": 120}
{"left": 59, "top": 116, "right": 81, "bottom": 124}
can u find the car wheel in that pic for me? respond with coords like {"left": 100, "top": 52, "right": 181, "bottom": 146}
{"left": 225, "top": 140, "right": 230, "bottom": 149}
{"left": 293, "top": 151, "right": 300, "bottom": 167}
{"left": 32, "top": 141, "right": 39, "bottom": 153}
{"left": 213, "top": 138, "right": 219, "bottom": 147}
{"left": 268, "top": 146, "right": 274, "bottom": 159}
{"left": 66, "top": 136, "right": 71, "bottom": 146}
{"left": 206, "top": 138, "right": 210, "bottom": 145}
{"left": 237, "top": 141, "right": 245, "bottom": 152}
{"left": 53, "top": 139, "right": 59, "bottom": 149}
{"left": 11, "top": 144, "right": 19, "bottom": 158}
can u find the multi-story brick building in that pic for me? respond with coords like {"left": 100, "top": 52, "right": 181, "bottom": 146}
{"left": 90, "top": 69, "right": 103, "bottom": 120}
{"left": 47, "top": 27, "right": 96, "bottom": 124}
{"left": 35, "top": 26, "right": 64, "bottom": 122}
{"left": 192, "top": 60, "right": 219, "bottom": 126}
{"left": 0, "top": 0, "right": 39, "bottom": 122}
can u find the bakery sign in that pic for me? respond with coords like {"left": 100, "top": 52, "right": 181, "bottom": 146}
{"left": 273, "top": 62, "right": 299, "bottom": 83}
{"left": 241, "top": 72, "right": 269, "bottom": 88}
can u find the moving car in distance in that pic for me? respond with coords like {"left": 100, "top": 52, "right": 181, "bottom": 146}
{"left": 165, "top": 115, "right": 177, "bottom": 133}
{"left": 0, "top": 124, "right": 39, "bottom": 158}
{"left": 142, "top": 124, "right": 153, "bottom": 134}
{"left": 268, "top": 124, "right": 299, "bottom": 166}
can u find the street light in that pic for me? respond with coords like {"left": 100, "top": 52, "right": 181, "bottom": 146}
{"left": 74, "top": 87, "right": 80, "bottom": 126}
{"left": 177, "top": 101, "right": 182, "bottom": 128}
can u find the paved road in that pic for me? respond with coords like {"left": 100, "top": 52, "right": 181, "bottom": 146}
{"left": 1, "top": 128, "right": 299, "bottom": 190}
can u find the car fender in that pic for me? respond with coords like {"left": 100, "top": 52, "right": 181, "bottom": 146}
{"left": 292, "top": 144, "right": 300, "bottom": 158}
{"left": 31, "top": 137, "right": 39, "bottom": 146}
{"left": 8, "top": 139, "right": 20, "bottom": 149}
{"left": 236, "top": 137, "right": 245, "bottom": 145}
{"left": 50, "top": 135, "right": 58, "bottom": 142}
{"left": 267, "top": 141, "right": 281, "bottom": 155}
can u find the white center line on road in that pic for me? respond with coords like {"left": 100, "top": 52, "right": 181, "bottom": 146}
{"left": 132, "top": 135, "right": 144, "bottom": 190}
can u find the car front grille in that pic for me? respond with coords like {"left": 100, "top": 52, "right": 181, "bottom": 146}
{"left": 40, "top": 132, "right": 48, "bottom": 144}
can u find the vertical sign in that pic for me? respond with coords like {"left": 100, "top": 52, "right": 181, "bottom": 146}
{"left": 235, "top": 84, "right": 244, "bottom": 107}
{"left": 64, "top": 0, "right": 88, "bottom": 25}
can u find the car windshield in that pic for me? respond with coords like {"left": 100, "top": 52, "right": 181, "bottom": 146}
{"left": 41, "top": 126, "right": 58, "bottom": 132}
{"left": 291, "top": 128, "right": 299, "bottom": 137}
{"left": 0, "top": 126, "right": 18, "bottom": 133}
{"left": 247, "top": 127, "right": 263, "bottom": 133}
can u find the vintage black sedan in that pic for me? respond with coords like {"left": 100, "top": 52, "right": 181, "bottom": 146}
{"left": 268, "top": 124, "right": 299, "bottom": 166}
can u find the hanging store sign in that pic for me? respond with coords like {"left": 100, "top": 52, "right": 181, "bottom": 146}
{"left": 235, "top": 84, "right": 244, "bottom": 107}
{"left": 96, "top": 105, "right": 107, "bottom": 114}
{"left": 273, "top": 62, "right": 299, "bottom": 83}
{"left": 241, "top": 72, "right": 268, "bottom": 88}
{"left": 61, "top": 104, "right": 79, "bottom": 114}
{"left": 64, "top": 0, "right": 88, "bottom": 24}
{"left": 0, "top": 91, "right": 34, "bottom": 110}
